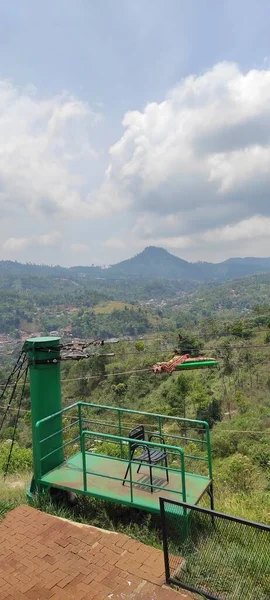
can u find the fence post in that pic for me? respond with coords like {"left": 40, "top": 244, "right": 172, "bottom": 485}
{"left": 208, "top": 481, "right": 215, "bottom": 513}
{"left": 118, "top": 410, "right": 123, "bottom": 458}
{"left": 34, "top": 422, "right": 42, "bottom": 484}
{"left": 82, "top": 432, "right": 87, "bottom": 492}
{"left": 128, "top": 442, "right": 133, "bottom": 504}
{"left": 179, "top": 449, "right": 186, "bottom": 503}
{"left": 160, "top": 498, "right": 170, "bottom": 583}
{"left": 205, "top": 422, "right": 213, "bottom": 480}
{"left": 158, "top": 415, "right": 162, "bottom": 437}
{"left": 78, "top": 403, "right": 83, "bottom": 453}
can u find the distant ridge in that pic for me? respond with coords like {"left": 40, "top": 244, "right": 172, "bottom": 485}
{"left": 1, "top": 246, "right": 270, "bottom": 281}
{"left": 105, "top": 246, "right": 270, "bottom": 280}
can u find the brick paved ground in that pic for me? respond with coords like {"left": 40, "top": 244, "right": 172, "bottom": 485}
{"left": 0, "top": 505, "right": 193, "bottom": 600}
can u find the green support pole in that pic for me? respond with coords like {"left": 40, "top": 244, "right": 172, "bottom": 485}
{"left": 23, "top": 337, "right": 64, "bottom": 499}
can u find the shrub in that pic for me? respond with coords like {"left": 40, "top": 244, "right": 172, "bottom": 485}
{"left": 0, "top": 441, "right": 32, "bottom": 474}
{"left": 220, "top": 454, "right": 258, "bottom": 493}
{"left": 112, "top": 383, "right": 127, "bottom": 395}
{"left": 135, "top": 341, "right": 145, "bottom": 352}
{"left": 211, "top": 431, "right": 239, "bottom": 458}
{"left": 93, "top": 441, "right": 128, "bottom": 459}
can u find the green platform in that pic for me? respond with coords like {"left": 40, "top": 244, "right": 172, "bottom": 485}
{"left": 23, "top": 338, "right": 214, "bottom": 515}
{"left": 40, "top": 452, "right": 211, "bottom": 513}
{"left": 33, "top": 401, "right": 214, "bottom": 514}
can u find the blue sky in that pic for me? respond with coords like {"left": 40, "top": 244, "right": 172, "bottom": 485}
{"left": 0, "top": 0, "right": 270, "bottom": 265}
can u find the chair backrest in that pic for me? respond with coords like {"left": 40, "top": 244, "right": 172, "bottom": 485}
{"left": 128, "top": 425, "right": 145, "bottom": 452}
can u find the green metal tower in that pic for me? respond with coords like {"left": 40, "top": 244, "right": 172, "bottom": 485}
{"left": 23, "top": 336, "right": 64, "bottom": 498}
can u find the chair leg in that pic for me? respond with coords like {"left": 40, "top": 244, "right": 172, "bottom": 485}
{"left": 137, "top": 462, "right": 142, "bottom": 474}
{"left": 149, "top": 464, "right": 153, "bottom": 493}
{"left": 122, "top": 463, "right": 130, "bottom": 486}
{"left": 123, "top": 450, "right": 134, "bottom": 486}
{"left": 164, "top": 455, "right": 169, "bottom": 482}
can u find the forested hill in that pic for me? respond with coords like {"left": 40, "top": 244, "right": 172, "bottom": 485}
{"left": 2, "top": 246, "right": 270, "bottom": 281}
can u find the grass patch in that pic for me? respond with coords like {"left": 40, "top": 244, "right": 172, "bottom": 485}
{"left": 0, "top": 472, "right": 31, "bottom": 521}
{"left": 93, "top": 301, "right": 132, "bottom": 314}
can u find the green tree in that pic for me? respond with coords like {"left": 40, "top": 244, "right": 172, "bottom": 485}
{"left": 178, "top": 333, "right": 203, "bottom": 357}
{"left": 234, "top": 390, "right": 248, "bottom": 414}
{"left": 166, "top": 375, "right": 190, "bottom": 418}
{"left": 196, "top": 399, "right": 222, "bottom": 429}
{"left": 135, "top": 341, "right": 145, "bottom": 352}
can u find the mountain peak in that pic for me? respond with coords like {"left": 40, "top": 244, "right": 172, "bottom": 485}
{"left": 141, "top": 245, "right": 170, "bottom": 254}
{"left": 108, "top": 246, "right": 190, "bottom": 278}
{"left": 140, "top": 246, "right": 187, "bottom": 261}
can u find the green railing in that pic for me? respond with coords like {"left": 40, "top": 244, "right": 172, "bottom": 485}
{"left": 35, "top": 401, "right": 212, "bottom": 489}
{"left": 81, "top": 430, "right": 187, "bottom": 503}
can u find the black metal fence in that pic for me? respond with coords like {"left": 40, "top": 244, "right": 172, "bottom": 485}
{"left": 160, "top": 498, "right": 270, "bottom": 600}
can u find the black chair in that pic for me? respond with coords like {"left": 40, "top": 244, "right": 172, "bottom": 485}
{"left": 122, "top": 425, "right": 169, "bottom": 493}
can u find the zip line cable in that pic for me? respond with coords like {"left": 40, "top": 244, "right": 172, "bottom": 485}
{"left": 1, "top": 339, "right": 270, "bottom": 391}
{"left": 84, "top": 344, "right": 270, "bottom": 356}
{"left": 0, "top": 358, "right": 27, "bottom": 431}
{"left": 2, "top": 336, "right": 270, "bottom": 356}
{"left": 0, "top": 366, "right": 153, "bottom": 388}
{"left": 17, "top": 337, "right": 270, "bottom": 350}
{"left": 3, "top": 365, "right": 28, "bottom": 478}
{"left": 0, "top": 403, "right": 270, "bottom": 435}
{"left": 1, "top": 347, "right": 270, "bottom": 389}
{"left": 60, "top": 367, "right": 153, "bottom": 383}
{"left": 0, "top": 350, "right": 24, "bottom": 404}
{"left": 0, "top": 405, "right": 268, "bottom": 437}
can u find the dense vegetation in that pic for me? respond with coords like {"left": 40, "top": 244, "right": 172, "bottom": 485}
{"left": 1, "top": 315, "right": 269, "bottom": 521}
{"left": 3, "top": 258, "right": 270, "bottom": 337}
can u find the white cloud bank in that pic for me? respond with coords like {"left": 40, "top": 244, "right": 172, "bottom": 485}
{"left": 2, "top": 230, "right": 63, "bottom": 253}
{"left": 0, "top": 79, "right": 101, "bottom": 220}
{"left": 100, "top": 62, "right": 270, "bottom": 254}
{"left": 1, "top": 62, "right": 270, "bottom": 263}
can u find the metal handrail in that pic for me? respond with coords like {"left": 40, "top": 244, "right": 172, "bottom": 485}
{"left": 35, "top": 401, "right": 212, "bottom": 480}
{"left": 35, "top": 400, "right": 209, "bottom": 429}
{"left": 81, "top": 430, "right": 187, "bottom": 503}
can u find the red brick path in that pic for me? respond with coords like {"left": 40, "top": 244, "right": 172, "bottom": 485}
{"left": 0, "top": 505, "right": 193, "bottom": 600}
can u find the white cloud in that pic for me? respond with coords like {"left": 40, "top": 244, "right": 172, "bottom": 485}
{"left": 103, "top": 237, "right": 126, "bottom": 249}
{"left": 38, "top": 231, "right": 63, "bottom": 246}
{"left": 2, "top": 230, "right": 63, "bottom": 253}
{"left": 71, "top": 243, "right": 89, "bottom": 253}
{"left": 203, "top": 215, "right": 270, "bottom": 243}
{"left": 109, "top": 214, "right": 270, "bottom": 256}
{"left": 114, "top": 215, "right": 270, "bottom": 259}
{"left": 0, "top": 80, "right": 102, "bottom": 220}
{"left": 2, "top": 237, "right": 30, "bottom": 252}
{"left": 145, "top": 235, "right": 193, "bottom": 249}
{"left": 98, "top": 62, "right": 270, "bottom": 250}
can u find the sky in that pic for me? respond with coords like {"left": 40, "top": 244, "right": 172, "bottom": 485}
{"left": 0, "top": 0, "right": 270, "bottom": 266}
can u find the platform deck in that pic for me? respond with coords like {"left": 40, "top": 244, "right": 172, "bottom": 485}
{"left": 40, "top": 452, "right": 211, "bottom": 513}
